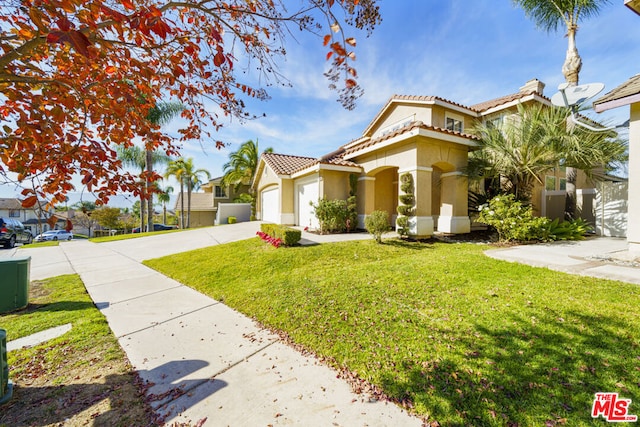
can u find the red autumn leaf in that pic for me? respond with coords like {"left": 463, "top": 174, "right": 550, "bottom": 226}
{"left": 323, "top": 34, "right": 331, "bottom": 46}
{"left": 56, "top": 16, "right": 72, "bottom": 31}
{"left": 214, "top": 51, "right": 225, "bottom": 66}
{"left": 121, "top": 0, "right": 136, "bottom": 11}
{"left": 21, "top": 195, "right": 38, "bottom": 208}
{"left": 345, "top": 78, "right": 357, "bottom": 88}
{"left": 46, "top": 30, "right": 92, "bottom": 57}
{"left": 105, "top": 65, "right": 117, "bottom": 75}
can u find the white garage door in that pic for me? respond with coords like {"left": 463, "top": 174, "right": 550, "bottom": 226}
{"left": 297, "top": 180, "right": 319, "bottom": 229}
{"left": 261, "top": 188, "right": 279, "bottom": 223}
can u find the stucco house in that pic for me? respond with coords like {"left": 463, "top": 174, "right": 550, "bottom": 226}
{"left": 0, "top": 197, "right": 53, "bottom": 235}
{"left": 174, "top": 177, "right": 250, "bottom": 227}
{"left": 594, "top": 73, "right": 640, "bottom": 253}
{"left": 252, "top": 79, "right": 595, "bottom": 237}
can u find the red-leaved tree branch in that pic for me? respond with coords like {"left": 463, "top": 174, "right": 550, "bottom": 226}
{"left": 0, "top": 0, "right": 380, "bottom": 207}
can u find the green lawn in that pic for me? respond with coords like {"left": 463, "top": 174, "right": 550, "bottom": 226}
{"left": 90, "top": 228, "right": 182, "bottom": 243}
{"left": 145, "top": 238, "right": 640, "bottom": 426}
{"left": 0, "top": 275, "right": 157, "bottom": 426}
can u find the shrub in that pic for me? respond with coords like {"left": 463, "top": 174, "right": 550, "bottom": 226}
{"left": 542, "top": 218, "right": 593, "bottom": 241}
{"left": 365, "top": 210, "right": 390, "bottom": 243}
{"left": 477, "top": 194, "right": 548, "bottom": 242}
{"left": 396, "top": 172, "right": 415, "bottom": 237}
{"left": 227, "top": 216, "right": 236, "bottom": 224}
{"left": 312, "top": 198, "right": 349, "bottom": 233}
{"left": 259, "top": 223, "right": 301, "bottom": 246}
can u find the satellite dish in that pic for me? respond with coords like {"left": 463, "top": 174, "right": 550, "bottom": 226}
{"left": 550, "top": 82, "right": 605, "bottom": 108}
{"left": 550, "top": 82, "right": 614, "bottom": 132}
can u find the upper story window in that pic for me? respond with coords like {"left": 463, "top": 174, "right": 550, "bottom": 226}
{"left": 445, "top": 113, "right": 464, "bottom": 133}
{"left": 215, "top": 185, "right": 227, "bottom": 198}
{"left": 485, "top": 115, "right": 504, "bottom": 129}
{"left": 9, "top": 209, "right": 19, "bottom": 218}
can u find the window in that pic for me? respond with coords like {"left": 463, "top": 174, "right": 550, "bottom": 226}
{"left": 215, "top": 186, "right": 227, "bottom": 198}
{"left": 545, "top": 176, "right": 556, "bottom": 191}
{"left": 485, "top": 115, "right": 503, "bottom": 129}
{"left": 559, "top": 178, "right": 566, "bottom": 191}
{"left": 9, "top": 209, "right": 19, "bottom": 218}
{"left": 445, "top": 114, "right": 464, "bottom": 133}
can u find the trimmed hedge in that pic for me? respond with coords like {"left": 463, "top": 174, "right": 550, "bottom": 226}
{"left": 227, "top": 216, "right": 237, "bottom": 224}
{"left": 260, "top": 223, "right": 302, "bottom": 246}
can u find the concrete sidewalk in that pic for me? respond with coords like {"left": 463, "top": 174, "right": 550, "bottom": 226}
{"left": 485, "top": 237, "right": 640, "bottom": 285}
{"left": 16, "top": 223, "right": 421, "bottom": 426}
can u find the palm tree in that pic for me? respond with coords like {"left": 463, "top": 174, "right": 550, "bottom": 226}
{"left": 165, "top": 158, "right": 187, "bottom": 228}
{"left": 117, "top": 145, "right": 170, "bottom": 230}
{"left": 165, "top": 157, "right": 210, "bottom": 228}
{"left": 470, "top": 104, "right": 626, "bottom": 205}
{"left": 157, "top": 184, "right": 174, "bottom": 225}
{"left": 513, "top": 0, "right": 612, "bottom": 217}
{"left": 221, "top": 139, "right": 273, "bottom": 218}
{"left": 143, "top": 102, "right": 184, "bottom": 232}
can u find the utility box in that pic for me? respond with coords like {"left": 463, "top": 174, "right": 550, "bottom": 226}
{"left": 0, "top": 329, "right": 13, "bottom": 405}
{"left": 0, "top": 256, "right": 31, "bottom": 314}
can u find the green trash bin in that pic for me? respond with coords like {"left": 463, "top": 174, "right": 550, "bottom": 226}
{"left": 0, "top": 256, "right": 31, "bottom": 314}
{"left": 0, "top": 329, "right": 13, "bottom": 405}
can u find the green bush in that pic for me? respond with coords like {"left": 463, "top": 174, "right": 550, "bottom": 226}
{"left": 542, "top": 218, "right": 593, "bottom": 241}
{"left": 227, "top": 216, "right": 237, "bottom": 224}
{"left": 397, "top": 172, "right": 415, "bottom": 237}
{"left": 312, "top": 198, "right": 349, "bottom": 233}
{"left": 365, "top": 210, "right": 390, "bottom": 243}
{"left": 259, "top": 223, "right": 301, "bottom": 246}
{"left": 477, "top": 194, "right": 548, "bottom": 242}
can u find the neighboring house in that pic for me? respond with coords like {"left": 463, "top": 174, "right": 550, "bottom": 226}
{"left": 594, "top": 73, "right": 640, "bottom": 252}
{"left": 174, "top": 177, "right": 250, "bottom": 227}
{"left": 251, "top": 79, "right": 596, "bottom": 237}
{"left": 0, "top": 197, "right": 53, "bottom": 235}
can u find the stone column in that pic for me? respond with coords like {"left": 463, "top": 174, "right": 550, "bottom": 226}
{"left": 399, "top": 167, "right": 433, "bottom": 238}
{"left": 437, "top": 171, "right": 471, "bottom": 234}
{"left": 357, "top": 176, "right": 375, "bottom": 229}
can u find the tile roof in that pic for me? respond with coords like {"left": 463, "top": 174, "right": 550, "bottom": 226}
{"left": 262, "top": 153, "right": 317, "bottom": 175}
{"left": 390, "top": 94, "right": 473, "bottom": 111}
{"left": 344, "top": 121, "right": 479, "bottom": 157}
{"left": 594, "top": 74, "right": 640, "bottom": 105}
{"left": 470, "top": 90, "right": 549, "bottom": 112}
{"left": 0, "top": 198, "right": 23, "bottom": 210}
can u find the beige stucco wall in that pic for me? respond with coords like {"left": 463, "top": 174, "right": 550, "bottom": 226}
{"left": 320, "top": 170, "right": 351, "bottom": 200}
{"left": 178, "top": 210, "right": 215, "bottom": 228}
{"left": 370, "top": 104, "right": 432, "bottom": 139}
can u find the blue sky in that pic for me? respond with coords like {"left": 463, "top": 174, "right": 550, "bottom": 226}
{"left": 1, "top": 1, "right": 639, "bottom": 206}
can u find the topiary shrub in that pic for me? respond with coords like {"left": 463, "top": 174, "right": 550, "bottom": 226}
{"left": 396, "top": 172, "right": 415, "bottom": 237}
{"left": 365, "top": 210, "right": 390, "bottom": 243}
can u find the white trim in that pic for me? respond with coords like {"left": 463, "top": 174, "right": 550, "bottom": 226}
{"left": 416, "top": 128, "right": 479, "bottom": 147}
{"left": 409, "top": 216, "right": 434, "bottom": 237}
{"left": 441, "top": 171, "right": 464, "bottom": 178}
{"left": 292, "top": 163, "right": 361, "bottom": 179}
{"left": 358, "top": 176, "right": 376, "bottom": 182}
{"left": 594, "top": 93, "right": 640, "bottom": 113}
{"left": 398, "top": 166, "right": 433, "bottom": 174}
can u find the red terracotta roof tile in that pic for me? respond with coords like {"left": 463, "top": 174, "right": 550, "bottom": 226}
{"left": 594, "top": 74, "right": 640, "bottom": 105}
{"left": 470, "top": 90, "right": 550, "bottom": 112}
{"left": 262, "top": 153, "right": 317, "bottom": 175}
{"left": 344, "top": 121, "right": 478, "bottom": 157}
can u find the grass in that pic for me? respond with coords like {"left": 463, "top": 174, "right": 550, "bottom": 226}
{"left": 19, "top": 241, "right": 59, "bottom": 249}
{"left": 0, "top": 275, "right": 157, "bottom": 426}
{"left": 90, "top": 228, "right": 182, "bottom": 243}
{"left": 145, "top": 238, "right": 640, "bottom": 426}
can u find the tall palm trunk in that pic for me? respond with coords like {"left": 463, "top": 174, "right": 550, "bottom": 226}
{"left": 187, "top": 179, "right": 192, "bottom": 228}
{"left": 180, "top": 177, "right": 185, "bottom": 229}
{"left": 146, "top": 149, "right": 154, "bottom": 232}
{"left": 563, "top": 25, "right": 581, "bottom": 220}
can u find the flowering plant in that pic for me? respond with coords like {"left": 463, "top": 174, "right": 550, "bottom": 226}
{"left": 256, "top": 231, "right": 282, "bottom": 248}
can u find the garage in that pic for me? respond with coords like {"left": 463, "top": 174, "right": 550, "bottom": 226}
{"left": 297, "top": 180, "right": 319, "bottom": 229}
{"left": 260, "top": 187, "right": 279, "bottom": 223}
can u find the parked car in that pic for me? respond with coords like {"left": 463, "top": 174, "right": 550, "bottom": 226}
{"left": 132, "top": 224, "right": 178, "bottom": 233}
{"left": 0, "top": 217, "right": 32, "bottom": 248}
{"left": 34, "top": 229, "right": 73, "bottom": 242}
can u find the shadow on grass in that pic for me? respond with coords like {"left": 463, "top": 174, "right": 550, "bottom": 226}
{"left": 382, "top": 239, "right": 435, "bottom": 250}
{"left": 0, "top": 359, "right": 227, "bottom": 426}
{"left": 379, "top": 311, "right": 638, "bottom": 426}
{"left": 14, "top": 301, "right": 96, "bottom": 314}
